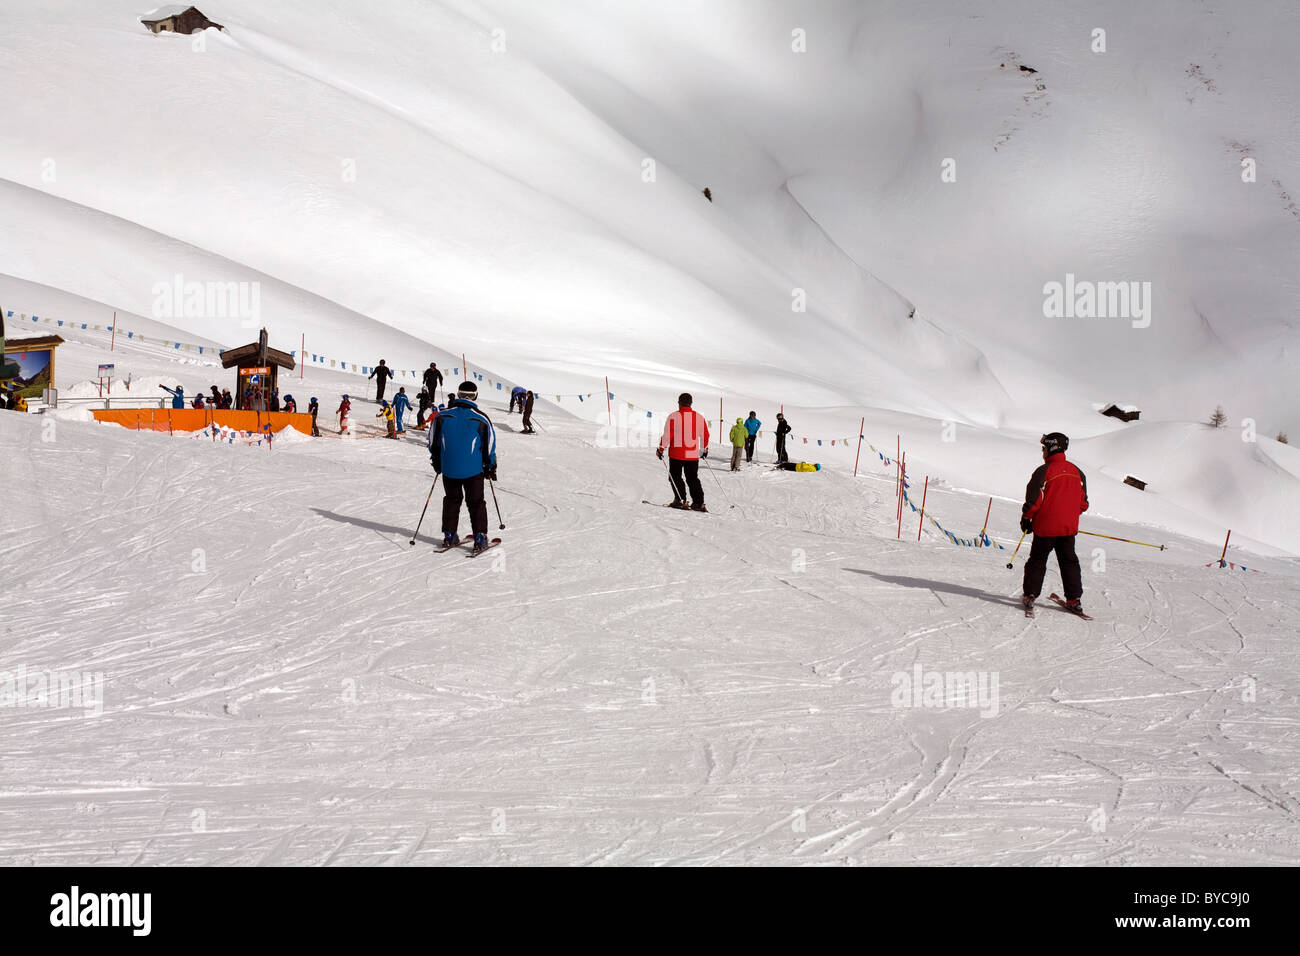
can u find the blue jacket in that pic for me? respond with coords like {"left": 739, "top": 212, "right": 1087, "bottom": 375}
{"left": 162, "top": 386, "right": 185, "bottom": 409}
{"left": 744, "top": 416, "right": 761, "bottom": 436}
{"left": 393, "top": 393, "right": 411, "bottom": 415}
{"left": 511, "top": 386, "right": 527, "bottom": 400}
{"left": 430, "top": 398, "right": 496, "bottom": 479}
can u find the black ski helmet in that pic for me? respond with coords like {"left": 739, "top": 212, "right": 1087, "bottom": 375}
{"left": 1040, "top": 432, "right": 1069, "bottom": 455}
{"left": 458, "top": 381, "right": 478, "bottom": 399}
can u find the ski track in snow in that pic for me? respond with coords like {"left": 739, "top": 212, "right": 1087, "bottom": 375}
{"left": 3, "top": 398, "right": 1299, "bottom": 867}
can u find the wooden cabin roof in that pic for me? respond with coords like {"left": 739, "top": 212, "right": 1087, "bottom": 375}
{"left": 3, "top": 333, "right": 65, "bottom": 352}
{"left": 219, "top": 342, "right": 296, "bottom": 370}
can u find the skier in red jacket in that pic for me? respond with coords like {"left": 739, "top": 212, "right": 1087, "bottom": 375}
{"left": 657, "top": 392, "right": 711, "bottom": 511}
{"left": 1020, "top": 432, "right": 1089, "bottom": 614}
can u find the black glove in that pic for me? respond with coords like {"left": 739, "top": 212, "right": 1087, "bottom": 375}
{"left": 1020, "top": 516, "right": 1033, "bottom": 534}
{"left": 701, "top": 449, "right": 708, "bottom": 459}
{"left": 656, "top": 448, "right": 664, "bottom": 460}
{"left": 485, "top": 465, "right": 498, "bottom": 482}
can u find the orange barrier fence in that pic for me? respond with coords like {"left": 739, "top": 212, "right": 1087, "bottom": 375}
{"left": 92, "top": 409, "right": 314, "bottom": 435}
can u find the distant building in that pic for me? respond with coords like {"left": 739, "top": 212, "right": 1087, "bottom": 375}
{"left": 1100, "top": 403, "right": 1140, "bottom": 423}
{"left": 141, "top": 6, "right": 224, "bottom": 36}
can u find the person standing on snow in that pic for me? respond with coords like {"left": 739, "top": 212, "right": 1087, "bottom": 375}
{"left": 743, "top": 411, "right": 761, "bottom": 464}
{"left": 336, "top": 394, "right": 352, "bottom": 435}
{"left": 377, "top": 400, "right": 397, "bottom": 439}
{"left": 522, "top": 390, "right": 535, "bottom": 433}
{"left": 728, "top": 417, "right": 746, "bottom": 471}
{"left": 160, "top": 384, "right": 185, "bottom": 409}
{"left": 775, "top": 413, "right": 791, "bottom": 464}
{"left": 429, "top": 381, "right": 498, "bottom": 552}
{"left": 369, "top": 359, "right": 394, "bottom": 403}
{"left": 423, "top": 362, "right": 444, "bottom": 403}
{"left": 308, "top": 397, "right": 321, "bottom": 436}
{"left": 282, "top": 394, "right": 297, "bottom": 414}
{"left": 416, "top": 388, "right": 432, "bottom": 428}
{"left": 393, "top": 387, "right": 411, "bottom": 434}
{"left": 657, "top": 392, "right": 710, "bottom": 511}
{"left": 1020, "top": 432, "right": 1090, "bottom": 614}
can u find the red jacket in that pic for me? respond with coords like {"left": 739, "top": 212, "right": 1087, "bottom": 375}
{"left": 659, "top": 407, "right": 710, "bottom": 461}
{"left": 1023, "top": 452, "right": 1089, "bottom": 536}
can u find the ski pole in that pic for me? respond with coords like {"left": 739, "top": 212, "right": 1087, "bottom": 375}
{"left": 410, "top": 474, "right": 440, "bottom": 545}
{"left": 1077, "top": 529, "right": 1165, "bottom": 551}
{"left": 1006, "top": 531, "right": 1027, "bottom": 569}
{"left": 702, "top": 451, "right": 736, "bottom": 509}
{"left": 488, "top": 477, "right": 506, "bottom": 529}
{"left": 662, "top": 453, "right": 683, "bottom": 504}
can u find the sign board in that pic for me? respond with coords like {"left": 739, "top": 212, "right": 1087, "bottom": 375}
{"left": 240, "top": 367, "right": 271, "bottom": 375}
{"left": 98, "top": 364, "right": 114, "bottom": 378}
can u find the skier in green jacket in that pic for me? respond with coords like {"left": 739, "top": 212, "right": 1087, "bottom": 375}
{"left": 728, "top": 417, "right": 747, "bottom": 472}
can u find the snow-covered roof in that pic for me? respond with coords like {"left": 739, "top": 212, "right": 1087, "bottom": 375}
{"left": 140, "top": 5, "right": 195, "bottom": 20}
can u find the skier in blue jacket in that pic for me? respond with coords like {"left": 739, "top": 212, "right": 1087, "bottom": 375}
{"left": 509, "top": 385, "right": 527, "bottom": 414}
{"left": 160, "top": 384, "right": 185, "bottom": 409}
{"left": 393, "top": 387, "right": 411, "bottom": 433}
{"left": 429, "top": 381, "right": 498, "bottom": 552}
{"left": 743, "top": 411, "right": 762, "bottom": 463}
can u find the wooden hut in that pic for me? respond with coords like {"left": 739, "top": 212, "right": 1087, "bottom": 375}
{"left": 1101, "top": 403, "right": 1141, "bottom": 423}
{"left": 142, "top": 6, "right": 224, "bottom": 35}
{"left": 220, "top": 328, "right": 296, "bottom": 411}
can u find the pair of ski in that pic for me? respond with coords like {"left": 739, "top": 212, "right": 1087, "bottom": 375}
{"left": 642, "top": 500, "right": 709, "bottom": 514}
{"left": 433, "top": 537, "right": 502, "bottom": 558}
{"left": 1025, "top": 593, "right": 1093, "bottom": 620}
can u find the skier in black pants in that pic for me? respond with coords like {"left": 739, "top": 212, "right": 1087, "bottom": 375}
{"left": 657, "top": 392, "right": 710, "bottom": 511}
{"left": 775, "top": 413, "right": 791, "bottom": 463}
{"left": 369, "top": 359, "right": 394, "bottom": 403}
{"left": 423, "top": 363, "right": 443, "bottom": 403}
{"left": 1020, "top": 432, "right": 1090, "bottom": 614}
{"left": 429, "top": 381, "right": 498, "bottom": 552}
{"left": 743, "top": 411, "right": 761, "bottom": 463}
{"left": 522, "top": 390, "right": 535, "bottom": 433}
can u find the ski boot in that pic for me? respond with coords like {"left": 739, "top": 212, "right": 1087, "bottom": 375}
{"left": 1021, "top": 594, "right": 1036, "bottom": 617}
{"left": 691, "top": 503, "right": 708, "bottom": 513}
{"left": 472, "top": 532, "right": 489, "bottom": 553}
{"left": 443, "top": 532, "right": 460, "bottom": 547}
{"left": 668, "top": 500, "right": 690, "bottom": 510}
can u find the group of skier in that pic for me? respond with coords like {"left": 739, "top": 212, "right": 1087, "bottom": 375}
{"left": 360, "top": 357, "right": 1092, "bottom": 609}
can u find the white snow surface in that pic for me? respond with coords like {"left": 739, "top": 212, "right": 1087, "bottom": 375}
{"left": 2, "top": 332, "right": 1299, "bottom": 865}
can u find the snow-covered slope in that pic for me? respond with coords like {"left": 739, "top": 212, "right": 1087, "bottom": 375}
{"left": 4, "top": 0, "right": 1297, "bottom": 552}
{"left": 3, "top": 351, "right": 1298, "bottom": 864}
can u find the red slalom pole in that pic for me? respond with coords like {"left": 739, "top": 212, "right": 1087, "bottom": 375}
{"left": 853, "top": 417, "right": 865, "bottom": 477}
{"left": 978, "top": 496, "right": 992, "bottom": 547}
{"left": 1218, "top": 529, "right": 1231, "bottom": 568}
{"left": 917, "top": 476, "right": 929, "bottom": 541}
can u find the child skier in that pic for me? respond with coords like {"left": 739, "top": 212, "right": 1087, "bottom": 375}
{"left": 308, "top": 397, "right": 321, "bottom": 437}
{"left": 377, "top": 400, "right": 397, "bottom": 439}
{"left": 337, "top": 394, "right": 351, "bottom": 435}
